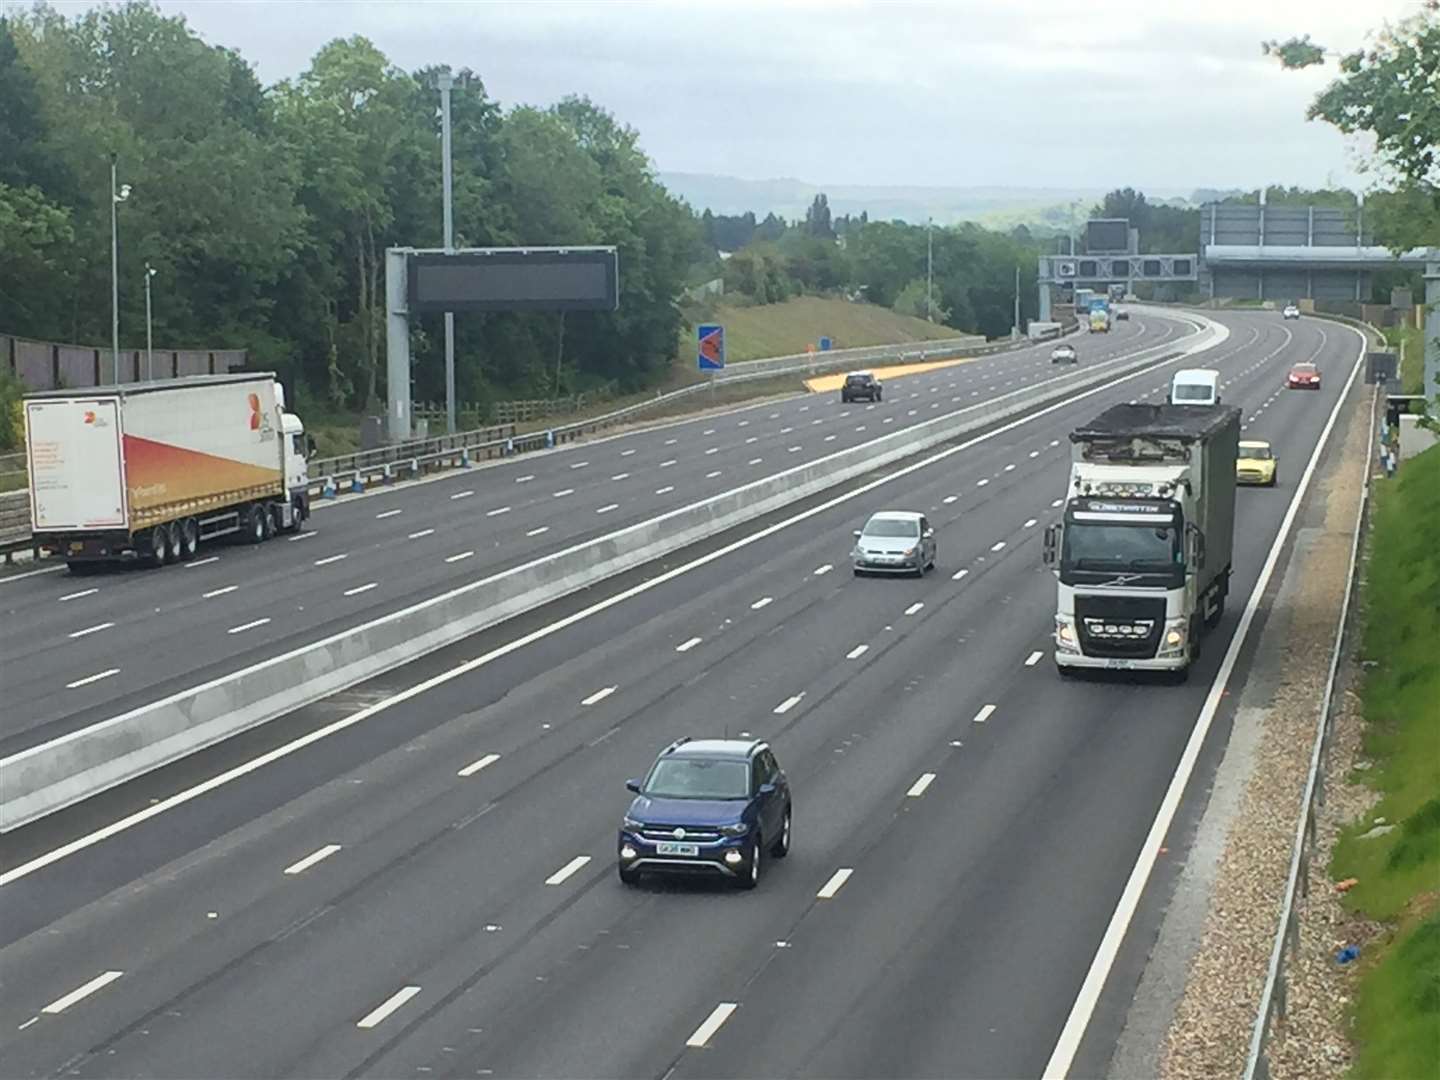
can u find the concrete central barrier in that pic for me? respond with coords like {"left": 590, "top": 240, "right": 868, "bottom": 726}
{"left": 0, "top": 309, "right": 1225, "bottom": 831}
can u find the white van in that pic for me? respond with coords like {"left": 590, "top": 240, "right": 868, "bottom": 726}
{"left": 1170, "top": 368, "right": 1221, "bottom": 406}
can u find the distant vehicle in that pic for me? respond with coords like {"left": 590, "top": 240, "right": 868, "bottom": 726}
{"left": 1282, "top": 304, "right": 1300, "bottom": 320}
{"left": 1115, "top": 309, "right": 1131, "bottom": 321}
{"left": 1089, "top": 307, "right": 1111, "bottom": 333}
{"left": 24, "top": 374, "right": 310, "bottom": 572}
{"left": 1107, "top": 283, "right": 1126, "bottom": 304}
{"left": 618, "top": 738, "right": 791, "bottom": 889}
{"left": 1051, "top": 343, "right": 1078, "bottom": 364}
{"left": 841, "top": 371, "right": 883, "bottom": 402}
{"left": 1236, "top": 440, "right": 1278, "bottom": 486}
{"left": 1044, "top": 403, "right": 1240, "bottom": 679}
{"left": 1170, "top": 369, "right": 1221, "bottom": 406}
{"left": 1287, "top": 362, "right": 1321, "bottom": 389}
{"left": 852, "top": 510, "right": 936, "bottom": 576}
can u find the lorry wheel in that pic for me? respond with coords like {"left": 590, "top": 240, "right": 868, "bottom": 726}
{"left": 261, "top": 506, "right": 277, "bottom": 541}
{"left": 179, "top": 518, "right": 199, "bottom": 560}
{"left": 144, "top": 527, "right": 169, "bottom": 568}
{"left": 243, "top": 505, "right": 266, "bottom": 544}
{"left": 163, "top": 522, "right": 181, "bottom": 563}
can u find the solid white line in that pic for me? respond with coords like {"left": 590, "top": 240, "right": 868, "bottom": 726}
{"left": 655, "top": 486, "right": 674, "bottom": 495}
{"left": 185, "top": 555, "right": 222, "bottom": 566}
{"left": 553, "top": 488, "right": 575, "bottom": 497}
{"left": 773, "top": 693, "right": 804, "bottom": 715}
{"left": 356, "top": 985, "right": 421, "bottom": 1029}
{"left": 0, "top": 564, "right": 64, "bottom": 583}
{"left": 1025, "top": 651, "right": 1043, "bottom": 667}
{"left": 675, "top": 636, "right": 702, "bottom": 652}
{"left": 376, "top": 509, "right": 403, "bottom": 519}
{"left": 42, "top": 971, "right": 123, "bottom": 1014}
{"left": 314, "top": 553, "right": 348, "bottom": 566}
{"left": 59, "top": 588, "right": 99, "bottom": 602}
{"left": 68, "top": 622, "right": 114, "bottom": 639}
{"left": 846, "top": 644, "right": 869, "bottom": 660}
{"left": 597, "top": 503, "right": 619, "bottom": 514}
{"left": 582, "top": 686, "right": 616, "bottom": 706}
{"left": 526, "top": 526, "right": 549, "bottom": 537}
{"left": 344, "top": 583, "right": 378, "bottom": 597}
{"left": 227, "top": 618, "right": 271, "bottom": 635}
{"left": 203, "top": 585, "right": 238, "bottom": 599}
{"left": 990, "top": 541, "right": 1006, "bottom": 552}
{"left": 751, "top": 597, "right": 772, "bottom": 610}
{"left": 686, "top": 1002, "right": 738, "bottom": 1048}
{"left": 817, "top": 867, "right": 854, "bottom": 899}
{"left": 973, "top": 704, "right": 996, "bottom": 724}
{"left": 408, "top": 528, "right": 435, "bottom": 539}
{"left": 450, "top": 490, "right": 474, "bottom": 501}
{"left": 283, "top": 844, "right": 341, "bottom": 875}
{"left": 444, "top": 551, "right": 474, "bottom": 564}
{"left": 545, "top": 855, "right": 591, "bottom": 885}
{"left": 611, "top": 473, "right": 630, "bottom": 481}
{"left": 814, "top": 564, "right": 833, "bottom": 575}
{"left": 0, "top": 315, "right": 1219, "bottom": 886}
{"left": 486, "top": 506, "right": 511, "bottom": 517}
{"left": 952, "top": 568, "right": 969, "bottom": 580}
{"left": 907, "top": 773, "right": 936, "bottom": 798}
{"left": 457, "top": 752, "right": 500, "bottom": 777}
{"left": 66, "top": 669, "right": 119, "bottom": 689}
{"left": 1043, "top": 321, "right": 1364, "bottom": 1079}
{"left": 904, "top": 602, "right": 923, "bottom": 615}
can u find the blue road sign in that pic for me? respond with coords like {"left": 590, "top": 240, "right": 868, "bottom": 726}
{"left": 698, "top": 324, "right": 725, "bottom": 371}
{"left": 818, "top": 336, "right": 832, "bottom": 351}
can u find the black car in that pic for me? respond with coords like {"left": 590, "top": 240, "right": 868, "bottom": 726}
{"left": 1115, "top": 309, "right": 1130, "bottom": 321}
{"left": 618, "top": 738, "right": 792, "bottom": 889}
{"left": 841, "top": 371, "right": 883, "bottom": 403}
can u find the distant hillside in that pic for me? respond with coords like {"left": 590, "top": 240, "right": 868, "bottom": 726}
{"left": 658, "top": 171, "right": 1198, "bottom": 228}
{"left": 678, "top": 296, "right": 966, "bottom": 366}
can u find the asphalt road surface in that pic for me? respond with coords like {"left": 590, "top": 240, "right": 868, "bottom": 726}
{"left": 0, "top": 309, "right": 1364, "bottom": 1079}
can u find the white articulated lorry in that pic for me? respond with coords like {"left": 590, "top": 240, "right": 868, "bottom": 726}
{"left": 24, "top": 373, "right": 310, "bottom": 572}
{"left": 1043, "top": 403, "right": 1239, "bottom": 680}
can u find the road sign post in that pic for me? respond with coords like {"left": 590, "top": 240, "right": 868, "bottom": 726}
{"left": 698, "top": 324, "right": 725, "bottom": 372}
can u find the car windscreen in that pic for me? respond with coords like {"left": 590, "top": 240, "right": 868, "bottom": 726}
{"left": 1063, "top": 521, "right": 1180, "bottom": 571}
{"left": 863, "top": 519, "right": 919, "bottom": 538}
{"left": 1240, "top": 446, "right": 1272, "bottom": 460}
{"left": 644, "top": 758, "right": 750, "bottom": 799}
{"left": 1292, "top": 365, "right": 1317, "bottom": 374}
{"left": 845, "top": 375, "right": 870, "bottom": 385}
{"left": 1171, "top": 383, "right": 1214, "bottom": 402}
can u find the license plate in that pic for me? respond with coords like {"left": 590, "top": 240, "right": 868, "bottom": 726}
{"left": 656, "top": 842, "right": 699, "bottom": 857}
{"left": 1106, "top": 659, "right": 1136, "bottom": 670}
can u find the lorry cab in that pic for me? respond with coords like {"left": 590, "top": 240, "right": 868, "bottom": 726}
{"left": 274, "top": 381, "right": 311, "bottom": 523}
{"left": 1169, "top": 369, "right": 1221, "bottom": 406}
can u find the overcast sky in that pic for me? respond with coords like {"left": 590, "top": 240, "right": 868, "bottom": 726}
{"left": 26, "top": 0, "right": 1425, "bottom": 193}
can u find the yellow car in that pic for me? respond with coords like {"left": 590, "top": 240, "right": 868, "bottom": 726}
{"left": 1236, "top": 439, "right": 1277, "bottom": 486}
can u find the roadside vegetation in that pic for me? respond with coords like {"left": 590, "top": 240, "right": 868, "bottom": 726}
{"left": 1332, "top": 444, "right": 1440, "bottom": 1079}
{"left": 1382, "top": 320, "right": 1428, "bottom": 396}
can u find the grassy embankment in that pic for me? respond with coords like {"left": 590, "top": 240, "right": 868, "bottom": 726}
{"left": 1382, "top": 319, "right": 1427, "bottom": 395}
{"left": 1331, "top": 443, "right": 1440, "bottom": 1079}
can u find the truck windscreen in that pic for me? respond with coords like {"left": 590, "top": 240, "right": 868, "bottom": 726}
{"left": 1063, "top": 520, "right": 1180, "bottom": 572}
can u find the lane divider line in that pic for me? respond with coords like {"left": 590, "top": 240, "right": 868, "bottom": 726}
{"left": 283, "top": 844, "right": 341, "bottom": 875}
{"left": 356, "top": 985, "right": 421, "bottom": 1029}
{"left": 817, "top": 867, "right": 854, "bottom": 899}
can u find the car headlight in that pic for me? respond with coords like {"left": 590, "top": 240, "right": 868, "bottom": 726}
{"left": 719, "top": 822, "right": 749, "bottom": 837}
{"left": 902, "top": 546, "right": 917, "bottom": 557}
{"left": 622, "top": 816, "right": 646, "bottom": 833}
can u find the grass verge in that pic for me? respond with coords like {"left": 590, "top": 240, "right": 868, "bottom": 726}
{"left": 1332, "top": 443, "right": 1440, "bottom": 1079}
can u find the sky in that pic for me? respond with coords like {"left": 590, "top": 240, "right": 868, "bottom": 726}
{"left": 21, "top": 0, "right": 1426, "bottom": 194}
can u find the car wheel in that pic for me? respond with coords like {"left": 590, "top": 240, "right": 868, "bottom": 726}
{"left": 737, "top": 836, "right": 761, "bottom": 890}
{"left": 1269, "top": 472, "right": 1278, "bottom": 487}
{"left": 771, "top": 807, "right": 791, "bottom": 858}
{"left": 618, "top": 863, "right": 641, "bottom": 886}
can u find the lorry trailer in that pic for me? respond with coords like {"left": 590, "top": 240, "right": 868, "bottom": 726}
{"left": 1044, "top": 403, "right": 1239, "bottom": 679}
{"left": 24, "top": 373, "right": 309, "bottom": 572}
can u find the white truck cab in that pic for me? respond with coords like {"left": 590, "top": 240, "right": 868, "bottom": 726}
{"left": 1170, "top": 369, "right": 1221, "bottom": 406}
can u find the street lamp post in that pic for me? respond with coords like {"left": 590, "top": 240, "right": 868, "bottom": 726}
{"left": 110, "top": 154, "right": 131, "bottom": 384}
{"left": 144, "top": 263, "right": 157, "bottom": 380}
{"left": 926, "top": 218, "right": 934, "bottom": 322}
{"left": 437, "top": 71, "right": 456, "bottom": 434}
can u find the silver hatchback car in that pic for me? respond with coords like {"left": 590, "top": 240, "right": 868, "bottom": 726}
{"left": 851, "top": 511, "right": 936, "bottom": 576}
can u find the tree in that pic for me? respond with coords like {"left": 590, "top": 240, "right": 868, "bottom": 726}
{"left": 804, "top": 193, "right": 833, "bottom": 239}
{"left": 892, "top": 278, "right": 948, "bottom": 323}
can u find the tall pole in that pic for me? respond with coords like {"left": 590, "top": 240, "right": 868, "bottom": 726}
{"left": 144, "top": 264, "right": 154, "bottom": 380}
{"left": 1013, "top": 264, "right": 1021, "bottom": 337}
{"left": 438, "top": 72, "right": 456, "bottom": 435}
{"left": 926, "top": 218, "right": 934, "bottom": 322}
{"left": 110, "top": 153, "right": 120, "bottom": 385}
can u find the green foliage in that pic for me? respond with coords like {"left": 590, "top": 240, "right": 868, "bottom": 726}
{"left": 1089, "top": 188, "right": 1200, "bottom": 253}
{"left": 891, "top": 278, "right": 949, "bottom": 324}
{"left": 1350, "top": 911, "right": 1440, "bottom": 1080}
{"left": 0, "top": 371, "right": 26, "bottom": 451}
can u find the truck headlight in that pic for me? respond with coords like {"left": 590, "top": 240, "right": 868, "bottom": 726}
{"left": 1055, "top": 618, "right": 1079, "bottom": 653}
{"left": 1164, "top": 628, "right": 1185, "bottom": 648}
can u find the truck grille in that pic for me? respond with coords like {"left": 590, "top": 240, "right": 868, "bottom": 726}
{"left": 1075, "top": 595, "right": 1166, "bottom": 658}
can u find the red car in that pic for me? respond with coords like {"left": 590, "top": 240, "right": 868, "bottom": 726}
{"left": 1287, "top": 363, "right": 1321, "bottom": 390}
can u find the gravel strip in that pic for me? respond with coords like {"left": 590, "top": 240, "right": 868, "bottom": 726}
{"left": 1157, "top": 390, "right": 1374, "bottom": 1080}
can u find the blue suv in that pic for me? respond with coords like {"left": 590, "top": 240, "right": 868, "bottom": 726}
{"left": 618, "top": 738, "right": 791, "bottom": 889}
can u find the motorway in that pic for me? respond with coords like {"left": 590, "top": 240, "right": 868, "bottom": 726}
{"left": 0, "top": 309, "right": 1365, "bottom": 1079}
{"left": 0, "top": 314, "right": 1186, "bottom": 755}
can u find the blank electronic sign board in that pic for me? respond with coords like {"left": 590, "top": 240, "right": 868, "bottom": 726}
{"left": 1085, "top": 219, "right": 1130, "bottom": 253}
{"left": 407, "top": 248, "right": 619, "bottom": 313}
